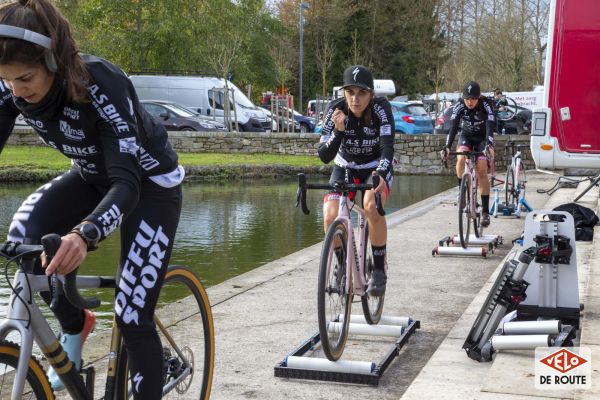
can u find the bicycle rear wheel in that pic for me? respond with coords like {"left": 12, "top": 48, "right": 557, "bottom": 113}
{"left": 517, "top": 163, "right": 527, "bottom": 209}
{"left": 115, "top": 266, "right": 214, "bottom": 400}
{"left": 360, "top": 222, "right": 384, "bottom": 324}
{"left": 0, "top": 340, "right": 54, "bottom": 399}
{"left": 458, "top": 178, "right": 471, "bottom": 248}
{"left": 318, "top": 220, "right": 352, "bottom": 361}
{"left": 505, "top": 165, "right": 516, "bottom": 206}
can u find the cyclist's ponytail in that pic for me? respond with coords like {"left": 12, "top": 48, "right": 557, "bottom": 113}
{"left": 0, "top": 0, "right": 90, "bottom": 103}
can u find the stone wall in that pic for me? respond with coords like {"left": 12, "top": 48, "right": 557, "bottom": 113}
{"left": 9, "top": 128, "right": 533, "bottom": 175}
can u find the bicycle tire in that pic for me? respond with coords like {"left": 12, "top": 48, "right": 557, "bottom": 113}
{"left": 518, "top": 163, "right": 527, "bottom": 209}
{"left": 497, "top": 97, "right": 518, "bottom": 121}
{"left": 505, "top": 165, "right": 516, "bottom": 206}
{"left": 318, "top": 220, "right": 352, "bottom": 361}
{"left": 0, "top": 340, "right": 55, "bottom": 399}
{"left": 473, "top": 178, "right": 483, "bottom": 238}
{"left": 458, "top": 178, "right": 471, "bottom": 248}
{"left": 115, "top": 266, "right": 214, "bottom": 400}
{"left": 360, "top": 222, "right": 384, "bottom": 325}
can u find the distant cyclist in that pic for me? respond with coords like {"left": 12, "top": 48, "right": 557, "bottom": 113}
{"left": 441, "top": 80, "right": 494, "bottom": 227}
{"left": 318, "top": 65, "right": 395, "bottom": 296}
{"left": 0, "top": 1, "right": 183, "bottom": 398}
{"left": 492, "top": 88, "right": 508, "bottom": 134}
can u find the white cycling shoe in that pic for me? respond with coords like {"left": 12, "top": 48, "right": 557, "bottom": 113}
{"left": 48, "top": 310, "right": 95, "bottom": 391}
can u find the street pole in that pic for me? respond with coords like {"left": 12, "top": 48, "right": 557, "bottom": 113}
{"left": 299, "top": 3, "right": 309, "bottom": 114}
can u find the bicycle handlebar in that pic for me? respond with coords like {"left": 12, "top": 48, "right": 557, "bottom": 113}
{"left": 296, "top": 173, "right": 385, "bottom": 216}
{"left": 0, "top": 233, "right": 101, "bottom": 310}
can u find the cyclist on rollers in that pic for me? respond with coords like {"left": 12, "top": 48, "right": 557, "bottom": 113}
{"left": 318, "top": 65, "right": 395, "bottom": 296}
{"left": 441, "top": 80, "right": 495, "bottom": 227}
{"left": 0, "top": 1, "right": 183, "bottom": 398}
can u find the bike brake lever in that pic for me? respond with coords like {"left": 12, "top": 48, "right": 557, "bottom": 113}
{"left": 372, "top": 175, "right": 386, "bottom": 216}
{"left": 41, "top": 234, "right": 61, "bottom": 310}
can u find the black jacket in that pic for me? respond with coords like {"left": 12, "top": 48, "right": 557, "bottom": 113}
{"left": 318, "top": 96, "right": 395, "bottom": 178}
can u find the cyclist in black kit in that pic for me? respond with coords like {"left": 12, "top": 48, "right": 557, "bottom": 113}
{"left": 0, "top": 1, "right": 182, "bottom": 398}
{"left": 319, "top": 65, "right": 395, "bottom": 296}
{"left": 441, "top": 80, "right": 494, "bottom": 227}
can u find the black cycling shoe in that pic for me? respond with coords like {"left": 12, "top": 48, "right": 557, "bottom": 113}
{"left": 481, "top": 213, "right": 491, "bottom": 227}
{"left": 367, "top": 269, "right": 387, "bottom": 297}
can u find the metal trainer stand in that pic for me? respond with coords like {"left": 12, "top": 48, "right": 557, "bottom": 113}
{"left": 274, "top": 315, "right": 419, "bottom": 385}
{"left": 462, "top": 211, "right": 579, "bottom": 362}
{"left": 432, "top": 234, "right": 502, "bottom": 258}
{"left": 489, "top": 187, "right": 534, "bottom": 218}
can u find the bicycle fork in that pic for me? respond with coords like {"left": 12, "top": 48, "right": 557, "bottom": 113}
{"left": 0, "top": 271, "right": 91, "bottom": 399}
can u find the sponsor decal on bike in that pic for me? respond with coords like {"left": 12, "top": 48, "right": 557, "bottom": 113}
{"left": 115, "top": 220, "right": 170, "bottom": 325}
{"left": 535, "top": 347, "right": 591, "bottom": 390}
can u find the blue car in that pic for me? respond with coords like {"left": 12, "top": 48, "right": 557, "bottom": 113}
{"left": 390, "top": 101, "right": 434, "bottom": 134}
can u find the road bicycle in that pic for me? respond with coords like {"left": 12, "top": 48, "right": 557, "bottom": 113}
{"left": 446, "top": 151, "right": 487, "bottom": 248}
{"left": 489, "top": 141, "right": 531, "bottom": 217}
{"left": 0, "top": 234, "right": 214, "bottom": 399}
{"left": 296, "top": 173, "right": 386, "bottom": 361}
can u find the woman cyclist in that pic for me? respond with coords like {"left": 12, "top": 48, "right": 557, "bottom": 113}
{"left": 0, "top": 1, "right": 182, "bottom": 398}
{"left": 318, "top": 64, "right": 395, "bottom": 296}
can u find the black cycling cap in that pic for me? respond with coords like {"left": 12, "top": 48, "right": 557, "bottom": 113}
{"left": 463, "top": 81, "right": 481, "bottom": 99}
{"left": 342, "top": 65, "right": 374, "bottom": 91}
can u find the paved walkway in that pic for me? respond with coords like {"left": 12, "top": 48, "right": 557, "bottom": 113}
{"left": 65, "top": 170, "right": 599, "bottom": 399}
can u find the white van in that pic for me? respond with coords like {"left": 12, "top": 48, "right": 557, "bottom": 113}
{"left": 129, "top": 75, "right": 271, "bottom": 132}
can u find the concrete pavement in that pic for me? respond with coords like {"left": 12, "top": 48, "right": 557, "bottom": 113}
{"left": 66, "top": 170, "right": 599, "bottom": 399}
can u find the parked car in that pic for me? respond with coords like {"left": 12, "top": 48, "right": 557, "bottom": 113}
{"left": 289, "top": 107, "right": 316, "bottom": 133}
{"left": 259, "top": 106, "right": 301, "bottom": 132}
{"left": 141, "top": 100, "right": 228, "bottom": 132}
{"left": 390, "top": 101, "right": 434, "bottom": 134}
{"left": 434, "top": 102, "right": 532, "bottom": 136}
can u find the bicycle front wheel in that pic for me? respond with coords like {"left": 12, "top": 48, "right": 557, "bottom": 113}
{"left": 115, "top": 266, "right": 214, "bottom": 400}
{"left": 0, "top": 340, "right": 54, "bottom": 399}
{"left": 458, "top": 178, "right": 471, "bottom": 248}
{"left": 360, "top": 222, "right": 384, "bottom": 324}
{"left": 318, "top": 220, "right": 352, "bottom": 361}
{"left": 473, "top": 179, "right": 484, "bottom": 238}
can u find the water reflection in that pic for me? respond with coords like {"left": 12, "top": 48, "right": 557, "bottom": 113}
{"left": 0, "top": 175, "right": 453, "bottom": 330}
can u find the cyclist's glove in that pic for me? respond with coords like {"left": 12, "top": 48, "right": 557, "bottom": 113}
{"left": 440, "top": 147, "right": 450, "bottom": 162}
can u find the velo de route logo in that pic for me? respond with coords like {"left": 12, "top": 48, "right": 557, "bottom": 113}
{"left": 535, "top": 347, "right": 591, "bottom": 390}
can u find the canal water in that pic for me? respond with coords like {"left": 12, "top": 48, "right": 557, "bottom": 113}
{"left": 0, "top": 175, "right": 454, "bottom": 330}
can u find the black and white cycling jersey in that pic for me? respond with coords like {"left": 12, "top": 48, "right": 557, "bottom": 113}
{"left": 445, "top": 97, "right": 495, "bottom": 148}
{"left": 0, "top": 54, "right": 181, "bottom": 241}
{"left": 318, "top": 96, "right": 395, "bottom": 180}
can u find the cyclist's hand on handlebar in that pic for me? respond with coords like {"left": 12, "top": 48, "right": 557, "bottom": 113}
{"left": 440, "top": 147, "right": 450, "bottom": 162}
{"left": 372, "top": 171, "right": 386, "bottom": 194}
{"left": 332, "top": 109, "right": 347, "bottom": 133}
{"left": 43, "top": 233, "right": 88, "bottom": 276}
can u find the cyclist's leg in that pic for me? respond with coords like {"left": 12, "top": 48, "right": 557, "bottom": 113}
{"left": 363, "top": 170, "right": 391, "bottom": 296}
{"left": 115, "top": 179, "right": 182, "bottom": 400}
{"left": 323, "top": 166, "right": 346, "bottom": 233}
{"left": 474, "top": 140, "right": 491, "bottom": 226}
{"left": 456, "top": 135, "right": 472, "bottom": 187}
{"left": 6, "top": 169, "right": 102, "bottom": 389}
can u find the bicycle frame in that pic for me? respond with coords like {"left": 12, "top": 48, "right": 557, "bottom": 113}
{"left": 331, "top": 192, "right": 370, "bottom": 297}
{"left": 0, "top": 270, "right": 109, "bottom": 399}
{"left": 460, "top": 154, "right": 481, "bottom": 220}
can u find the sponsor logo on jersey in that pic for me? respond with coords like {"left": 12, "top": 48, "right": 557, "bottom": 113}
{"left": 24, "top": 118, "right": 47, "bottom": 133}
{"left": 119, "top": 137, "right": 139, "bottom": 155}
{"left": 62, "top": 144, "right": 98, "bottom": 156}
{"left": 59, "top": 120, "right": 85, "bottom": 141}
{"left": 87, "top": 84, "right": 132, "bottom": 135}
{"left": 63, "top": 107, "right": 80, "bottom": 120}
{"left": 139, "top": 147, "right": 160, "bottom": 171}
{"left": 380, "top": 125, "right": 392, "bottom": 136}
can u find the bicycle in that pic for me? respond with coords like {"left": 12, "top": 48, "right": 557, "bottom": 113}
{"left": 445, "top": 151, "right": 487, "bottom": 248}
{"left": 296, "top": 173, "right": 386, "bottom": 361}
{"left": 489, "top": 141, "right": 530, "bottom": 217}
{"left": 0, "top": 233, "right": 214, "bottom": 399}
